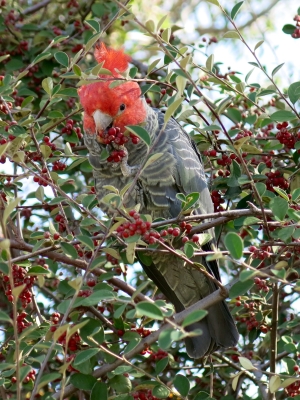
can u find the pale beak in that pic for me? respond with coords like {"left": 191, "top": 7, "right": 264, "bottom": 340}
{"left": 93, "top": 110, "right": 113, "bottom": 132}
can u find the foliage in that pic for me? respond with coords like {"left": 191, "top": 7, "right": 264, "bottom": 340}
{"left": 0, "top": 0, "right": 299, "bottom": 400}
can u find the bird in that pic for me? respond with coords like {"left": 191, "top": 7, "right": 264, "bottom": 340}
{"left": 78, "top": 43, "right": 239, "bottom": 358}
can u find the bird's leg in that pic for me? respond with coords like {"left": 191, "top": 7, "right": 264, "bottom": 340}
{"left": 117, "top": 145, "right": 141, "bottom": 177}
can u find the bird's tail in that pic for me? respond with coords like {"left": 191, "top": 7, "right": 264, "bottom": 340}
{"left": 185, "top": 299, "right": 239, "bottom": 359}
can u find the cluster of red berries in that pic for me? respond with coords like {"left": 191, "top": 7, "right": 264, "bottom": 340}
{"left": 71, "top": 44, "right": 84, "bottom": 53}
{"left": 133, "top": 327, "right": 151, "bottom": 338}
{"left": 211, "top": 190, "right": 225, "bottom": 212}
{"left": 116, "top": 210, "right": 152, "bottom": 239}
{"left": 217, "top": 154, "right": 233, "bottom": 166}
{"left": 213, "top": 169, "right": 231, "bottom": 178}
{"left": 11, "top": 367, "right": 36, "bottom": 385}
{"left": 235, "top": 130, "right": 253, "bottom": 140}
{"left": 106, "top": 253, "right": 119, "bottom": 266}
{"left": 33, "top": 168, "right": 50, "bottom": 187}
{"left": 43, "top": 136, "right": 57, "bottom": 152}
{"left": 150, "top": 349, "right": 168, "bottom": 361}
{"left": 97, "top": 126, "right": 140, "bottom": 163}
{"left": 265, "top": 170, "right": 289, "bottom": 191}
{"left": 50, "top": 312, "right": 61, "bottom": 324}
{"left": 133, "top": 389, "right": 159, "bottom": 400}
{"left": 61, "top": 119, "right": 83, "bottom": 139}
{"left": 253, "top": 277, "right": 269, "bottom": 293}
{"left": 203, "top": 149, "right": 217, "bottom": 157}
{"left": 52, "top": 160, "right": 67, "bottom": 171}
{"left": 54, "top": 214, "right": 67, "bottom": 232}
{"left": 0, "top": 1, "right": 6, "bottom": 7}
{"left": 44, "top": 231, "right": 60, "bottom": 241}
{"left": 292, "top": 15, "right": 300, "bottom": 39}
{"left": 52, "top": 26, "right": 62, "bottom": 36}
{"left": 4, "top": 9, "right": 22, "bottom": 25}
{"left": 67, "top": 0, "right": 79, "bottom": 8}
{"left": 50, "top": 313, "right": 82, "bottom": 351}
{"left": 107, "top": 149, "right": 126, "bottom": 163}
{"left": 235, "top": 299, "right": 268, "bottom": 333}
{"left": 78, "top": 289, "right": 92, "bottom": 297}
{"left": 66, "top": 354, "right": 79, "bottom": 373}
{"left": 286, "top": 379, "right": 300, "bottom": 397}
{"left": 0, "top": 98, "right": 12, "bottom": 114}
{"left": 16, "top": 311, "right": 32, "bottom": 333}
{"left": 3, "top": 265, "right": 36, "bottom": 308}
{"left": 276, "top": 122, "right": 296, "bottom": 149}
{"left": 66, "top": 97, "right": 76, "bottom": 109}
{"left": 249, "top": 245, "right": 271, "bottom": 261}
{"left": 20, "top": 207, "right": 32, "bottom": 219}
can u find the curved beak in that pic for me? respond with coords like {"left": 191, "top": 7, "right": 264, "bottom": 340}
{"left": 93, "top": 110, "right": 113, "bottom": 133}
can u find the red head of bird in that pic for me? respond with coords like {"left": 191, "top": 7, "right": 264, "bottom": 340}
{"left": 78, "top": 43, "right": 147, "bottom": 142}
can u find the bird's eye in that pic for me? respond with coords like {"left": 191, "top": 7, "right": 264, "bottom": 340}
{"left": 119, "top": 103, "right": 126, "bottom": 111}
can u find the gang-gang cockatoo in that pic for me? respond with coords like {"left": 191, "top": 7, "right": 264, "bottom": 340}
{"left": 78, "top": 43, "right": 239, "bottom": 358}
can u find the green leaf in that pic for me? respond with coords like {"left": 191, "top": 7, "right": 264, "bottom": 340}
{"left": 147, "top": 58, "right": 161, "bottom": 74}
{"left": 70, "top": 373, "right": 97, "bottom": 391}
{"left": 80, "top": 290, "right": 115, "bottom": 307}
{"left": 155, "top": 357, "right": 169, "bottom": 375}
{"left": 272, "top": 63, "right": 284, "bottom": 77}
{"left": 206, "top": 54, "right": 214, "bottom": 71}
{"left": 254, "top": 40, "right": 264, "bottom": 51}
{"left": 27, "top": 266, "right": 50, "bottom": 275}
{"left": 42, "top": 77, "right": 53, "bottom": 96}
{"left": 58, "top": 88, "right": 78, "bottom": 97}
{"left": 224, "top": 232, "right": 244, "bottom": 259}
{"left": 277, "top": 226, "right": 295, "bottom": 243}
{"left": 21, "top": 96, "right": 34, "bottom": 108}
{"left": 182, "top": 309, "right": 208, "bottom": 327}
{"left": 158, "top": 328, "right": 173, "bottom": 350}
{"left": 270, "top": 110, "right": 296, "bottom": 122}
{"left": 109, "top": 375, "right": 132, "bottom": 394}
{"left": 91, "top": 382, "right": 108, "bottom": 400}
{"left": 152, "top": 385, "right": 170, "bottom": 399}
{"left": 184, "top": 242, "right": 194, "bottom": 258}
{"left": 37, "top": 373, "right": 61, "bottom": 391}
{"left": 231, "top": 1, "right": 243, "bottom": 19}
{"left": 229, "top": 279, "right": 254, "bottom": 298}
{"left": 239, "top": 270, "right": 258, "bottom": 282}
{"left": 273, "top": 187, "right": 289, "bottom": 201}
{"left": 3, "top": 197, "right": 21, "bottom": 227}
{"left": 125, "top": 125, "right": 151, "bottom": 146}
{"left": 270, "top": 197, "right": 288, "bottom": 221}
{"left": 74, "top": 348, "right": 100, "bottom": 366}
{"left": 85, "top": 32, "right": 102, "bottom": 53}
{"left": 20, "top": 365, "right": 32, "bottom": 382}
{"left": 223, "top": 31, "right": 240, "bottom": 39}
{"left": 292, "top": 188, "right": 300, "bottom": 202}
{"left": 0, "top": 262, "right": 8, "bottom": 275}
{"left": 282, "top": 24, "right": 297, "bottom": 35}
{"left": 182, "top": 192, "right": 200, "bottom": 211}
{"left": 205, "top": 0, "right": 220, "bottom": 5}
{"left": 54, "top": 51, "right": 69, "bottom": 67}
{"left": 136, "top": 301, "right": 163, "bottom": 320}
{"left": 85, "top": 19, "right": 101, "bottom": 33}
{"left": 77, "top": 235, "right": 94, "bottom": 251}
{"left": 33, "top": 52, "right": 52, "bottom": 64}
{"left": 0, "top": 311, "right": 12, "bottom": 323}
{"left": 194, "top": 392, "right": 211, "bottom": 400}
{"left": 288, "top": 81, "right": 300, "bottom": 104}
{"left": 60, "top": 242, "right": 78, "bottom": 259}
{"left": 173, "top": 374, "right": 190, "bottom": 397}
{"left": 114, "top": 303, "right": 127, "bottom": 319}
{"left": 164, "top": 97, "right": 185, "bottom": 123}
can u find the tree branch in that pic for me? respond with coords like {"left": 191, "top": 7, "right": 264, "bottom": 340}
{"left": 53, "top": 283, "right": 232, "bottom": 399}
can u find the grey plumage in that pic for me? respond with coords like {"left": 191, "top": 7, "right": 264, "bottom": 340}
{"left": 84, "top": 104, "right": 239, "bottom": 358}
